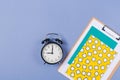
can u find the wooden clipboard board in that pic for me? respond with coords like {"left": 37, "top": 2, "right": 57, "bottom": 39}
{"left": 58, "top": 18, "right": 120, "bottom": 80}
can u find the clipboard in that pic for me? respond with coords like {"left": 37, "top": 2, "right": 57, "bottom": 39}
{"left": 58, "top": 18, "right": 120, "bottom": 80}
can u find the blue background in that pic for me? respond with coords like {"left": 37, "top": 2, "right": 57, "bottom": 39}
{"left": 0, "top": 0, "right": 120, "bottom": 80}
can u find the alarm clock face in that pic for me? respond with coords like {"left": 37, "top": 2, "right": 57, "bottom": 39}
{"left": 41, "top": 42, "right": 63, "bottom": 64}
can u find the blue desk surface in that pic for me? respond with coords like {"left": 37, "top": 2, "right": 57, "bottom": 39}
{"left": 0, "top": 0, "right": 120, "bottom": 80}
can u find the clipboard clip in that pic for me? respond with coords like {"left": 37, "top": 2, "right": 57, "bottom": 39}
{"left": 102, "top": 25, "right": 120, "bottom": 41}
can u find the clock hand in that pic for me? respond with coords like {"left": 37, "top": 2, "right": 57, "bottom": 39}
{"left": 47, "top": 45, "right": 54, "bottom": 54}
{"left": 47, "top": 52, "right": 52, "bottom": 54}
{"left": 51, "top": 45, "right": 53, "bottom": 54}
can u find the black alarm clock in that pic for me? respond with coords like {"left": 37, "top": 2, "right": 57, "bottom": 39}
{"left": 41, "top": 33, "right": 63, "bottom": 64}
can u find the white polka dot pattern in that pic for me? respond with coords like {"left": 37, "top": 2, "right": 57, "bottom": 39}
{"left": 66, "top": 35, "right": 117, "bottom": 80}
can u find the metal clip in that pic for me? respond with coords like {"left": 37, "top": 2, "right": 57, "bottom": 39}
{"left": 102, "top": 25, "right": 120, "bottom": 41}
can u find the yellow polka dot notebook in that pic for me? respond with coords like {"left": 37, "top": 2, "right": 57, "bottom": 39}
{"left": 58, "top": 18, "right": 120, "bottom": 80}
